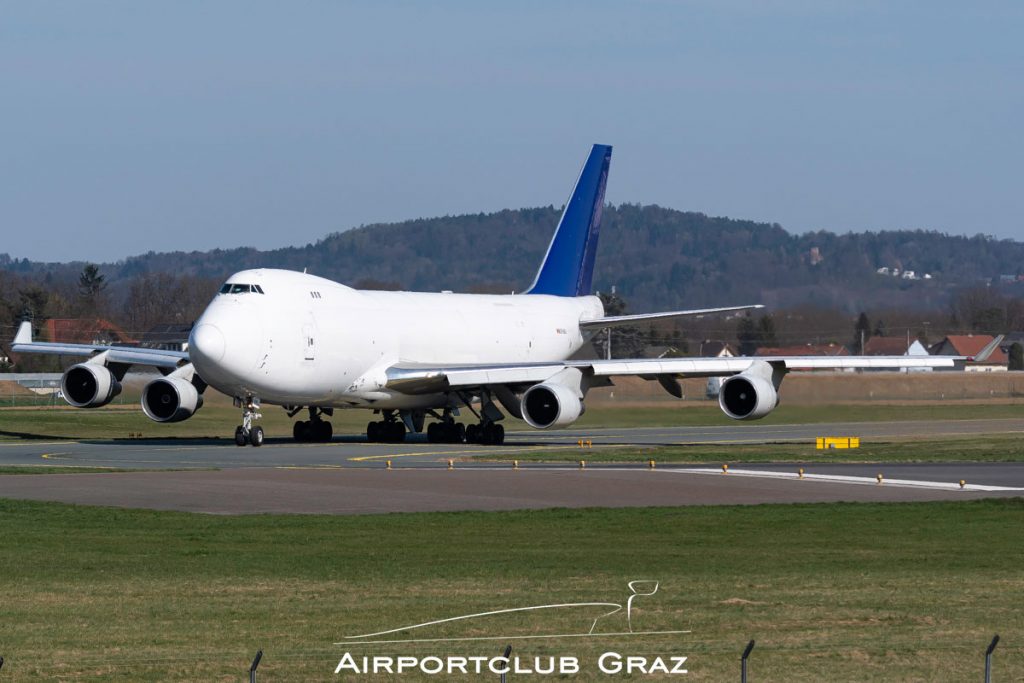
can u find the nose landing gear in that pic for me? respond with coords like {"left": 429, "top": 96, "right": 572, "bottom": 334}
{"left": 234, "top": 396, "right": 264, "bottom": 447}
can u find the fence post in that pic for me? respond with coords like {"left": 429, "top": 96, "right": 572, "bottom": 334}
{"left": 250, "top": 649, "right": 263, "bottom": 683}
{"left": 985, "top": 635, "right": 999, "bottom": 683}
{"left": 500, "top": 644, "right": 512, "bottom": 683}
{"left": 741, "top": 640, "right": 755, "bottom": 683}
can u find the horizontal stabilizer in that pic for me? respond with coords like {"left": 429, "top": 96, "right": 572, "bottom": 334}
{"left": 579, "top": 304, "right": 764, "bottom": 330}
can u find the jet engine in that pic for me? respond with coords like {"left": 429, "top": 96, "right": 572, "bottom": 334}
{"left": 521, "top": 382, "right": 584, "bottom": 429}
{"left": 60, "top": 363, "right": 122, "bottom": 408}
{"left": 141, "top": 377, "right": 204, "bottom": 423}
{"left": 718, "top": 370, "right": 779, "bottom": 421}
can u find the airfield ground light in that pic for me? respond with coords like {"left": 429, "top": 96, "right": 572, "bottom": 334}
{"left": 249, "top": 649, "right": 263, "bottom": 683}
{"left": 740, "top": 639, "right": 755, "bottom": 683}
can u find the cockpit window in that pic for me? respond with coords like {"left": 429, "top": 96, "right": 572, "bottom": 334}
{"left": 219, "top": 283, "right": 264, "bottom": 295}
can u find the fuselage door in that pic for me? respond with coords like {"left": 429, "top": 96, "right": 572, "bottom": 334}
{"left": 302, "top": 322, "right": 316, "bottom": 361}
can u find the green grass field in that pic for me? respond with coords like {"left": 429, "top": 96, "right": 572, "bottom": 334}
{"left": 0, "top": 498, "right": 1021, "bottom": 681}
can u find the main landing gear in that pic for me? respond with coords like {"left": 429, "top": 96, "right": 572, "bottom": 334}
{"left": 421, "top": 403, "right": 505, "bottom": 446}
{"left": 292, "top": 407, "right": 334, "bottom": 443}
{"left": 234, "top": 396, "right": 264, "bottom": 447}
{"left": 367, "top": 411, "right": 406, "bottom": 443}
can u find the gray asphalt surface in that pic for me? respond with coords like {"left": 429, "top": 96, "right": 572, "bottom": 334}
{"left": 1, "top": 419, "right": 1021, "bottom": 514}
{"left": 0, "top": 467, "right": 1017, "bottom": 515}
{"left": 1, "top": 418, "right": 1021, "bottom": 470}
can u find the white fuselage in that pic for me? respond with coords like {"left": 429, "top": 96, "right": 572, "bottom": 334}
{"left": 188, "top": 269, "right": 604, "bottom": 409}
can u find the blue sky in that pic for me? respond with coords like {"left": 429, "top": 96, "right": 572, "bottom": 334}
{"left": 3, "top": 1, "right": 1022, "bottom": 262}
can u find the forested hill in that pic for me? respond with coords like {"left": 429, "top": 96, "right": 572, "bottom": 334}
{"left": 4, "top": 204, "right": 1024, "bottom": 312}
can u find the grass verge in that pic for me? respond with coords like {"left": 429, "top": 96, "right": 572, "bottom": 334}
{"left": 0, "top": 498, "right": 1021, "bottom": 680}
{"left": 476, "top": 433, "right": 1024, "bottom": 464}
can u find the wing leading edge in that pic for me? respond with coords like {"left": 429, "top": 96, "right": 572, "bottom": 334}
{"left": 386, "top": 355, "right": 962, "bottom": 395}
{"left": 579, "top": 304, "right": 764, "bottom": 330}
{"left": 9, "top": 321, "right": 188, "bottom": 369}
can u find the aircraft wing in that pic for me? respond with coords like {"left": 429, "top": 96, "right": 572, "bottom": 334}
{"left": 385, "top": 354, "right": 962, "bottom": 395}
{"left": 9, "top": 321, "right": 188, "bottom": 369}
{"left": 579, "top": 304, "right": 763, "bottom": 330}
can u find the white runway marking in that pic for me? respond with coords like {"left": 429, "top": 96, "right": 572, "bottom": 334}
{"left": 665, "top": 467, "right": 1024, "bottom": 492}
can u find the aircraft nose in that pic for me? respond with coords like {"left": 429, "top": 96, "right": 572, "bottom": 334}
{"left": 190, "top": 323, "right": 226, "bottom": 363}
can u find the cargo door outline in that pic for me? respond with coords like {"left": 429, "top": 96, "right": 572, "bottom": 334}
{"left": 302, "top": 321, "right": 317, "bottom": 362}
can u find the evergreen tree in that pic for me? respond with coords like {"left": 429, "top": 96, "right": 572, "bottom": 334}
{"left": 757, "top": 315, "right": 778, "bottom": 348}
{"left": 78, "top": 264, "right": 107, "bottom": 316}
{"left": 737, "top": 313, "right": 758, "bottom": 356}
{"left": 853, "top": 312, "right": 872, "bottom": 353}
{"left": 1009, "top": 343, "right": 1024, "bottom": 371}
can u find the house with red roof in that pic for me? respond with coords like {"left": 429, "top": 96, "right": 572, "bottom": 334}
{"left": 43, "top": 319, "right": 136, "bottom": 347}
{"left": 931, "top": 334, "right": 1007, "bottom": 372}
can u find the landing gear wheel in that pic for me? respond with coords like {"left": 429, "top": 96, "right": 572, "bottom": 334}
{"left": 466, "top": 424, "right": 480, "bottom": 444}
{"left": 367, "top": 421, "right": 381, "bottom": 443}
{"left": 493, "top": 424, "right": 504, "bottom": 445}
{"left": 249, "top": 425, "right": 264, "bottom": 447}
{"left": 388, "top": 421, "right": 406, "bottom": 443}
{"left": 481, "top": 422, "right": 496, "bottom": 445}
{"left": 293, "top": 420, "right": 309, "bottom": 442}
{"left": 234, "top": 426, "right": 247, "bottom": 447}
{"left": 314, "top": 420, "right": 333, "bottom": 442}
{"left": 427, "top": 422, "right": 440, "bottom": 443}
{"left": 452, "top": 422, "right": 466, "bottom": 444}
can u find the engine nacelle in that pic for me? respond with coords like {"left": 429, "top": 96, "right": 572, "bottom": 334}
{"left": 142, "top": 377, "right": 204, "bottom": 423}
{"left": 719, "top": 372, "right": 779, "bottom": 421}
{"left": 521, "top": 382, "right": 584, "bottom": 429}
{"left": 61, "top": 363, "right": 122, "bottom": 408}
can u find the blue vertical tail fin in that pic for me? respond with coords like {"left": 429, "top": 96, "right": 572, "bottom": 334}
{"left": 525, "top": 144, "right": 612, "bottom": 297}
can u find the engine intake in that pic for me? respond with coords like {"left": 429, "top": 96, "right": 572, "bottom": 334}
{"left": 719, "top": 372, "right": 778, "bottom": 421}
{"left": 61, "top": 363, "right": 122, "bottom": 408}
{"left": 142, "top": 377, "right": 203, "bottom": 423}
{"left": 521, "top": 382, "right": 584, "bottom": 429}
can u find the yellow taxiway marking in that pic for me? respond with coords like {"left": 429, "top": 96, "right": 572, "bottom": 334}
{"left": 40, "top": 452, "right": 71, "bottom": 460}
{"left": 349, "top": 443, "right": 616, "bottom": 462}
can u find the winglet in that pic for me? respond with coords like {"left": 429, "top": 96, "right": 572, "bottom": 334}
{"left": 525, "top": 144, "right": 612, "bottom": 297}
{"left": 13, "top": 321, "right": 32, "bottom": 345}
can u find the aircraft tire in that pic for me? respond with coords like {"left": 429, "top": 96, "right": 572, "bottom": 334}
{"left": 315, "top": 420, "right": 333, "bottom": 442}
{"left": 479, "top": 423, "right": 495, "bottom": 446}
{"left": 293, "top": 420, "right": 309, "bottom": 442}
{"left": 452, "top": 422, "right": 466, "bottom": 444}
{"left": 367, "top": 421, "right": 380, "bottom": 443}
{"left": 427, "top": 422, "right": 440, "bottom": 443}
{"left": 250, "top": 426, "right": 264, "bottom": 447}
{"left": 466, "top": 424, "right": 480, "bottom": 443}
{"left": 234, "top": 426, "right": 247, "bottom": 447}
{"left": 493, "top": 424, "right": 505, "bottom": 445}
{"left": 388, "top": 421, "right": 406, "bottom": 443}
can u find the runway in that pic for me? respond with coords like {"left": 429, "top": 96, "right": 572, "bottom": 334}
{"left": 1, "top": 419, "right": 1021, "bottom": 514}
{"left": 1, "top": 418, "right": 1021, "bottom": 470}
